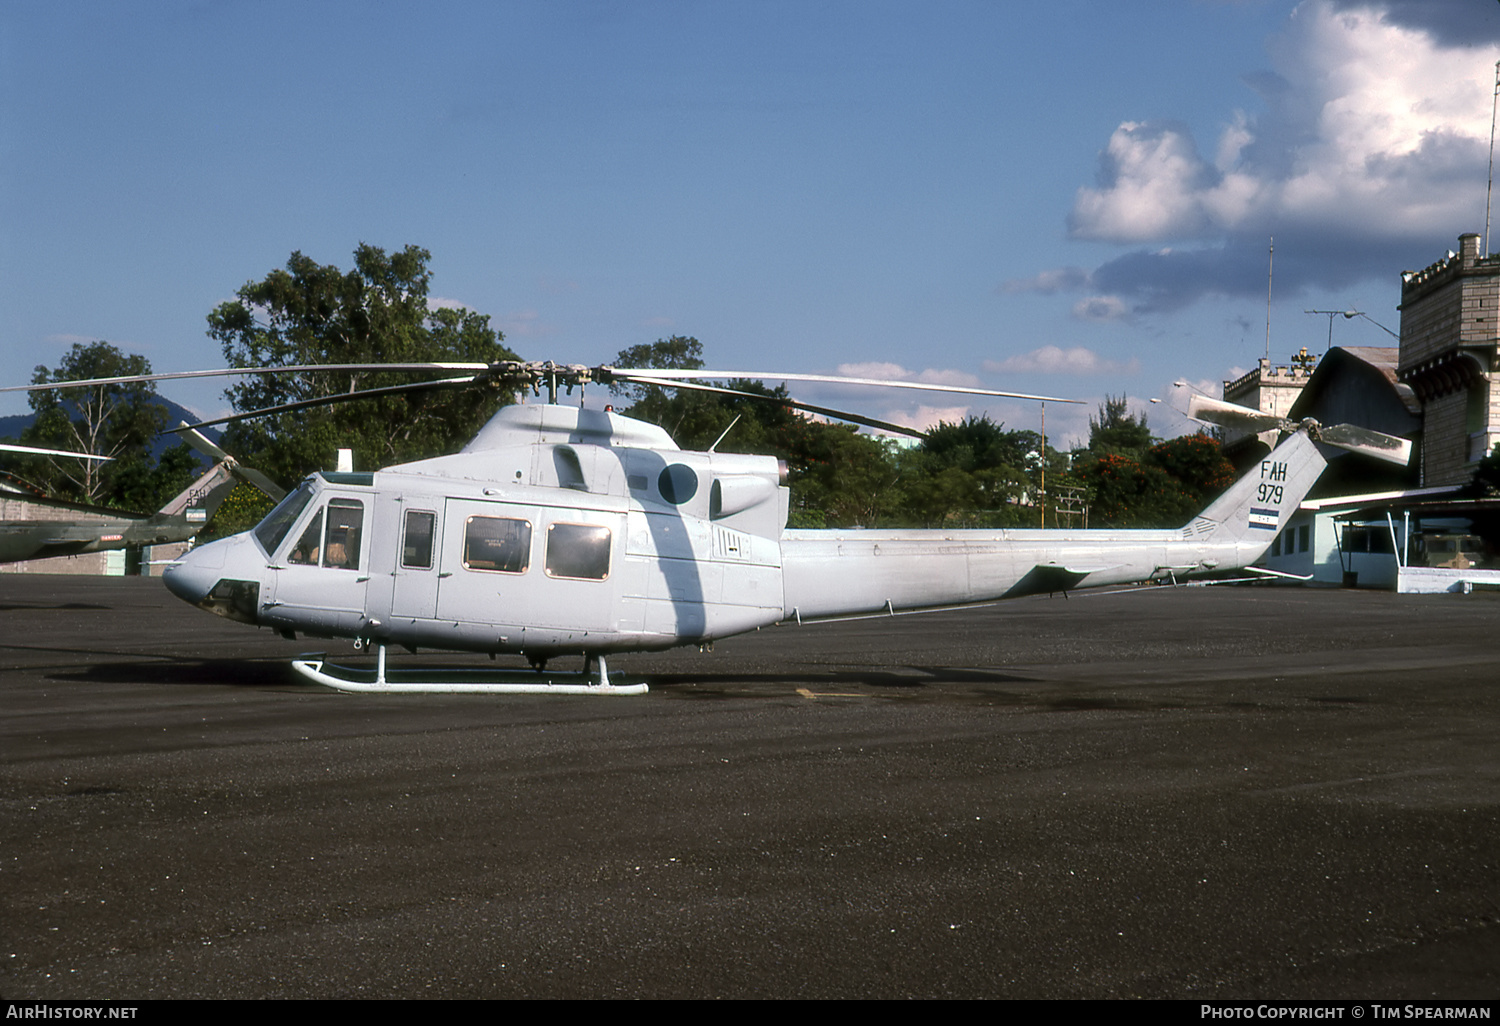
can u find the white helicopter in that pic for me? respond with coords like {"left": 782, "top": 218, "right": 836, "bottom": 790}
{"left": 3, "top": 361, "right": 1411, "bottom": 694}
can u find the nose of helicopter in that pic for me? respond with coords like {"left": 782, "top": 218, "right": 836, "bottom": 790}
{"left": 162, "top": 535, "right": 263, "bottom": 624}
{"left": 162, "top": 539, "right": 224, "bottom": 604}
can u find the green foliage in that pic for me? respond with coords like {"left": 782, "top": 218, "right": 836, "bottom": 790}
{"left": 199, "top": 482, "right": 278, "bottom": 542}
{"left": 207, "top": 244, "right": 518, "bottom": 483}
{"left": 610, "top": 336, "right": 706, "bottom": 410}
{"left": 888, "top": 416, "right": 1053, "bottom": 527}
{"left": 1077, "top": 431, "right": 1235, "bottom": 528}
{"left": 19, "top": 341, "right": 169, "bottom": 505}
{"left": 1088, "top": 394, "right": 1151, "bottom": 456}
{"left": 108, "top": 442, "right": 202, "bottom": 514}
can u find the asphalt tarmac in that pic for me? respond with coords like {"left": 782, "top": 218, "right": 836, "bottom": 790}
{"left": 1, "top": 574, "right": 1497, "bottom": 999}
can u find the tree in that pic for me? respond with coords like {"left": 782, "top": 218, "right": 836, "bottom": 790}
{"left": 893, "top": 416, "right": 1044, "bottom": 527}
{"left": 21, "top": 341, "right": 167, "bottom": 504}
{"left": 1088, "top": 394, "right": 1151, "bottom": 456}
{"left": 207, "top": 244, "right": 517, "bottom": 483}
{"left": 1077, "top": 431, "right": 1234, "bottom": 528}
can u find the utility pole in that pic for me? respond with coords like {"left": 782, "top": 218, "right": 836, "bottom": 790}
{"left": 1488, "top": 60, "right": 1500, "bottom": 256}
{"left": 1039, "top": 401, "right": 1046, "bottom": 529}
{"left": 1266, "top": 237, "right": 1274, "bottom": 362}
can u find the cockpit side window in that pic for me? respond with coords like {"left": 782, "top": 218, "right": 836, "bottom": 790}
{"left": 324, "top": 499, "right": 363, "bottom": 569}
{"left": 284, "top": 497, "right": 365, "bottom": 570}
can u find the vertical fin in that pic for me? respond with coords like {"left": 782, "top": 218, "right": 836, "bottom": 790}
{"left": 1190, "top": 431, "right": 1326, "bottom": 544}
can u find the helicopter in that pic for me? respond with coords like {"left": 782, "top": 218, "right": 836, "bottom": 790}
{"left": 2, "top": 361, "right": 1411, "bottom": 692}
{"left": 0, "top": 430, "right": 284, "bottom": 565}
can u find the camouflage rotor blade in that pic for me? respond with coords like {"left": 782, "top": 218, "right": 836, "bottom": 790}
{"left": 176, "top": 424, "right": 287, "bottom": 501}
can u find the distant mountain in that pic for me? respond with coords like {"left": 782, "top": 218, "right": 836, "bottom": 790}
{"left": 0, "top": 398, "right": 224, "bottom": 464}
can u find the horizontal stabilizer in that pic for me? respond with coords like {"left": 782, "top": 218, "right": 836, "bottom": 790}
{"left": 1003, "top": 563, "right": 1114, "bottom": 598}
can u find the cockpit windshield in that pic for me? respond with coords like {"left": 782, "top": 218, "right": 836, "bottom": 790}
{"left": 252, "top": 481, "right": 315, "bottom": 555}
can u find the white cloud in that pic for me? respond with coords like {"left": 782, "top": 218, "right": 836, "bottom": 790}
{"left": 985, "top": 346, "right": 1140, "bottom": 376}
{"left": 835, "top": 362, "right": 982, "bottom": 388}
{"left": 1068, "top": 1, "right": 1493, "bottom": 249}
{"left": 877, "top": 404, "right": 973, "bottom": 433}
{"left": 998, "top": 266, "right": 1092, "bottom": 295}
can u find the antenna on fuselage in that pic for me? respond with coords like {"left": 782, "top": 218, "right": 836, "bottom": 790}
{"left": 708, "top": 414, "right": 742, "bottom": 453}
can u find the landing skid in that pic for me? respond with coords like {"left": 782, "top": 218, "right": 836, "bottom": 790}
{"left": 291, "top": 646, "right": 649, "bottom": 695}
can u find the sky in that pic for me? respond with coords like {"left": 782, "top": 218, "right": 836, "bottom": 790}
{"left": 4, "top": 0, "right": 1500, "bottom": 448}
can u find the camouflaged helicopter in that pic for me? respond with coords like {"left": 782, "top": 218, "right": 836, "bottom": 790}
{"left": 0, "top": 431, "right": 283, "bottom": 565}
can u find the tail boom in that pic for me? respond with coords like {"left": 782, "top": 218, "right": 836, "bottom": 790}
{"left": 780, "top": 430, "right": 1326, "bottom": 620}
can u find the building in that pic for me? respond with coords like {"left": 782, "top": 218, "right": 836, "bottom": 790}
{"left": 1220, "top": 348, "right": 1318, "bottom": 466}
{"left": 1398, "top": 232, "right": 1500, "bottom": 486}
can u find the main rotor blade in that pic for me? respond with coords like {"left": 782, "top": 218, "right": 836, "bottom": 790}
{"left": 610, "top": 375, "right": 927, "bottom": 438}
{"left": 611, "top": 368, "right": 1083, "bottom": 405}
{"left": 0, "top": 442, "right": 112, "bottom": 461}
{"left": 0, "top": 363, "right": 492, "bottom": 395}
{"left": 1317, "top": 423, "right": 1413, "bottom": 466}
{"left": 165, "top": 374, "right": 481, "bottom": 431}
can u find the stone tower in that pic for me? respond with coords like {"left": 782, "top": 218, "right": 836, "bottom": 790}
{"left": 1398, "top": 233, "right": 1500, "bottom": 486}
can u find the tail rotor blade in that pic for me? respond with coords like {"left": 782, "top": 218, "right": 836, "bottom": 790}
{"left": 1316, "top": 423, "right": 1413, "bottom": 466}
{"left": 177, "top": 422, "right": 287, "bottom": 501}
{"left": 1186, "top": 394, "right": 1286, "bottom": 433}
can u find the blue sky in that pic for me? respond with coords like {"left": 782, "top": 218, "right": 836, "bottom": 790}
{"left": 4, "top": 0, "right": 1500, "bottom": 447}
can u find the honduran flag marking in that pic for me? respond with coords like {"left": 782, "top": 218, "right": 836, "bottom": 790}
{"left": 1248, "top": 507, "right": 1278, "bottom": 530}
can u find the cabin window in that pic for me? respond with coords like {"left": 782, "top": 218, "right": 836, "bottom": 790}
{"left": 402, "top": 510, "right": 437, "bottom": 569}
{"left": 545, "top": 522, "right": 611, "bottom": 580}
{"left": 253, "top": 482, "right": 314, "bottom": 555}
{"left": 464, "top": 516, "right": 532, "bottom": 574}
{"left": 286, "top": 498, "right": 364, "bottom": 569}
{"left": 1298, "top": 524, "right": 1310, "bottom": 553}
{"left": 323, "top": 499, "right": 363, "bottom": 569}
